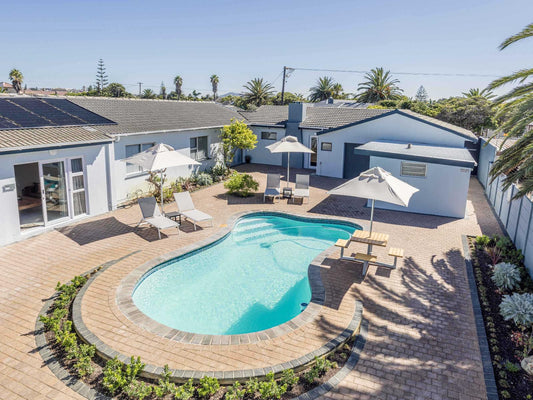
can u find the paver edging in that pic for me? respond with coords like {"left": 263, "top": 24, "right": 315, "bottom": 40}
{"left": 461, "top": 235, "right": 499, "bottom": 400}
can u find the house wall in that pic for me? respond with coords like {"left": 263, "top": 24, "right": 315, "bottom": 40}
{"left": 245, "top": 127, "right": 286, "bottom": 166}
{"left": 368, "top": 156, "right": 471, "bottom": 218}
{"left": 0, "top": 143, "right": 109, "bottom": 246}
{"left": 478, "top": 138, "right": 533, "bottom": 277}
{"left": 316, "top": 113, "right": 471, "bottom": 178}
{"left": 113, "top": 128, "right": 222, "bottom": 203}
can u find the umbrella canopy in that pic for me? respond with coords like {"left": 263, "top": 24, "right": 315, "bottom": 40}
{"left": 266, "top": 135, "right": 314, "bottom": 187}
{"left": 122, "top": 143, "right": 200, "bottom": 209}
{"left": 328, "top": 167, "right": 419, "bottom": 232}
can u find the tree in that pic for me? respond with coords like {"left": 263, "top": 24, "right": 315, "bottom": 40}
{"left": 220, "top": 119, "right": 257, "bottom": 167}
{"left": 210, "top": 75, "right": 219, "bottom": 100}
{"left": 309, "top": 76, "right": 335, "bottom": 102}
{"left": 487, "top": 22, "right": 533, "bottom": 198}
{"left": 272, "top": 92, "right": 306, "bottom": 105}
{"left": 104, "top": 83, "right": 128, "bottom": 97}
{"left": 243, "top": 78, "right": 274, "bottom": 107}
{"left": 415, "top": 85, "right": 428, "bottom": 102}
{"left": 173, "top": 75, "right": 183, "bottom": 100}
{"left": 9, "top": 69, "right": 23, "bottom": 93}
{"left": 355, "top": 67, "right": 403, "bottom": 103}
{"left": 141, "top": 88, "right": 156, "bottom": 99}
{"left": 462, "top": 88, "right": 496, "bottom": 100}
{"left": 96, "top": 59, "right": 108, "bottom": 94}
{"left": 191, "top": 90, "right": 201, "bottom": 99}
{"left": 435, "top": 96, "right": 496, "bottom": 134}
{"left": 160, "top": 82, "right": 167, "bottom": 99}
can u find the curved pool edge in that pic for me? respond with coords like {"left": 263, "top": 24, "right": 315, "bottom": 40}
{"left": 115, "top": 210, "right": 359, "bottom": 344}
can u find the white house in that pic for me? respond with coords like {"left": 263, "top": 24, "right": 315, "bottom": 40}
{"left": 240, "top": 103, "right": 477, "bottom": 218}
{"left": 0, "top": 96, "right": 240, "bottom": 246}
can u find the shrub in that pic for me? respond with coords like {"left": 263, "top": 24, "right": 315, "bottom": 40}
{"left": 125, "top": 356, "right": 145, "bottom": 383}
{"left": 124, "top": 379, "right": 153, "bottom": 400}
{"left": 195, "top": 172, "right": 214, "bottom": 187}
{"left": 475, "top": 235, "right": 490, "bottom": 249}
{"left": 303, "top": 367, "right": 319, "bottom": 384}
{"left": 492, "top": 262, "right": 521, "bottom": 291}
{"left": 258, "top": 372, "right": 287, "bottom": 400}
{"left": 499, "top": 293, "right": 533, "bottom": 326}
{"left": 210, "top": 163, "right": 229, "bottom": 181}
{"left": 224, "top": 172, "right": 258, "bottom": 197}
{"left": 224, "top": 382, "right": 245, "bottom": 400}
{"left": 313, "top": 356, "right": 337, "bottom": 376}
{"left": 245, "top": 377, "right": 259, "bottom": 395}
{"left": 103, "top": 357, "right": 128, "bottom": 395}
{"left": 280, "top": 369, "right": 299, "bottom": 390}
{"left": 504, "top": 360, "right": 521, "bottom": 373}
{"left": 173, "top": 378, "right": 195, "bottom": 400}
{"left": 197, "top": 376, "right": 220, "bottom": 398}
{"left": 154, "top": 365, "right": 176, "bottom": 398}
{"left": 73, "top": 344, "right": 96, "bottom": 377}
{"left": 486, "top": 245, "right": 502, "bottom": 265}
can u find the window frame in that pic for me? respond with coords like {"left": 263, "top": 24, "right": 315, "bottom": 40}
{"left": 125, "top": 143, "right": 154, "bottom": 175}
{"left": 190, "top": 136, "right": 209, "bottom": 161}
{"left": 321, "top": 142, "right": 333, "bottom": 151}
{"left": 261, "top": 131, "right": 277, "bottom": 140}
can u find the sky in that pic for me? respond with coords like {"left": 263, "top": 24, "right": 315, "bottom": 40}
{"left": 3, "top": 0, "right": 532, "bottom": 99}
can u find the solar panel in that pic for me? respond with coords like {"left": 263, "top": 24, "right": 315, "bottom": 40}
{"left": 0, "top": 117, "right": 18, "bottom": 129}
{"left": 0, "top": 99, "right": 52, "bottom": 128}
{"left": 42, "top": 98, "right": 115, "bottom": 125}
{"left": 11, "top": 98, "right": 85, "bottom": 126}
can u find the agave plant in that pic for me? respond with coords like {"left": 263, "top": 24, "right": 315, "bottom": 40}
{"left": 500, "top": 293, "right": 533, "bottom": 326}
{"left": 492, "top": 262, "right": 521, "bottom": 291}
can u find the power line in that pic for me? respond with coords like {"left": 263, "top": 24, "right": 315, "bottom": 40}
{"left": 289, "top": 66, "right": 501, "bottom": 78}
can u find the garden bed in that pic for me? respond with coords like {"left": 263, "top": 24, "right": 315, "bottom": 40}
{"left": 38, "top": 270, "right": 358, "bottom": 400}
{"left": 467, "top": 235, "right": 533, "bottom": 399}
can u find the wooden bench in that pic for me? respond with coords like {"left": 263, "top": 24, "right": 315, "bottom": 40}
{"left": 351, "top": 253, "right": 378, "bottom": 276}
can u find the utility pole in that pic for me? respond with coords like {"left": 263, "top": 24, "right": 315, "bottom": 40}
{"left": 137, "top": 82, "right": 143, "bottom": 97}
{"left": 281, "top": 66, "right": 287, "bottom": 104}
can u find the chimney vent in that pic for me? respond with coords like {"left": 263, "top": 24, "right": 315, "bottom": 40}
{"left": 407, "top": 143, "right": 412, "bottom": 149}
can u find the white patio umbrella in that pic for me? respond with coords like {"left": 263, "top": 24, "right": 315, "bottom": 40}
{"left": 122, "top": 143, "right": 200, "bottom": 209}
{"left": 266, "top": 135, "right": 314, "bottom": 187}
{"left": 327, "top": 167, "right": 419, "bottom": 233}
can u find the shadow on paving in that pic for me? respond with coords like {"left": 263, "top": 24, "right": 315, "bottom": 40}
{"left": 324, "top": 248, "right": 486, "bottom": 399}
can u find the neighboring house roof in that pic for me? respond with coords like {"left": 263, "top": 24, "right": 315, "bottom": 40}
{"left": 68, "top": 97, "right": 242, "bottom": 136}
{"left": 353, "top": 141, "right": 477, "bottom": 168}
{"left": 239, "top": 105, "right": 477, "bottom": 141}
{"left": 482, "top": 137, "right": 519, "bottom": 153}
{"left": 313, "top": 99, "right": 373, "bottom": 108}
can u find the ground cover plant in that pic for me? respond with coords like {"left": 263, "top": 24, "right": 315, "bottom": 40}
{"left": 39, "top": 270, "right": 357, "bottom": 399}
{"left": 469, "top": 234, "right": 533, "bottom": 399}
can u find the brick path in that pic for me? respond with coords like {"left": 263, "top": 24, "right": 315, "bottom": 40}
{"left": 0, "top": 164, "right": 502, "bottom": 399}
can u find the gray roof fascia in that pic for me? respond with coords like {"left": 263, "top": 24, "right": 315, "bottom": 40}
{"left": 353, "top": 147, "right": 476, "bottom": 168}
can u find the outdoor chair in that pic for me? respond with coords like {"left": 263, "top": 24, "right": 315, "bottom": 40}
{"left": 136, "top": 197, "right": 179, "bottom": 239}
{"left": 263, "top": 173, "right": 281, "bottom": 203}
{"left": 293, "top": 174, "right": 310, "bottom": 203}
{"left": 173, "top": 192, "right": 213, "bottom": 230}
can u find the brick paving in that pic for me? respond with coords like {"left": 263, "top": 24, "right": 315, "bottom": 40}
{"left": 0, "top": 164, "right": 502, "bottom": 399}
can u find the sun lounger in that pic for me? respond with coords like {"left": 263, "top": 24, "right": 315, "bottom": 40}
{"left": 137, "top": 197, "right": 180, "bottom": 239}
{"left": 263, "top": 173, "right": 281, "bottom": 202}
{"left": 293, "top": 174, "right": 310, "bottom": 203}
{"left": 173, "top": 192, "right": 213, "bottom": 230}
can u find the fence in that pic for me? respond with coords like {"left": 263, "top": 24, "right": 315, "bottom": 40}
{"left": 478, "top": 138, "right": 533, "bottom": 277}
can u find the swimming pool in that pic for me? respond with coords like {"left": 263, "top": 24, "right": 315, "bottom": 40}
{"left": 132, "top": 214, "right": 357, "bottom": 335}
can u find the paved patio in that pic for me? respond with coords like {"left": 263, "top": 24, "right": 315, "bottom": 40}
{"left": 0, "top": 164, "right": 502, "bottom": 399}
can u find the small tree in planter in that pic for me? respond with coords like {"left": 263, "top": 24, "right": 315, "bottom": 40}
{"left": 224, "top": 172, "right": 259, "bottom": 197}
{"left": 220, "top": 119, "right": 257, "bottom": 168}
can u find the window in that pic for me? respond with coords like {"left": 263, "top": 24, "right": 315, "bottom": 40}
{"left": 190, "top": 136, "right": 208, "bottom": 161}
{"left": 401, "top": 161, "right": 427, "bottom": 177}
{"left": 261, "top": 131, "right": 277, "bottom": 140}
{"left": 125, "top": 143, "right": 154, "bottom": 174}
{"left": 70, "top": 158, "right": 86, "bottom": 216}
{"left": 321, "top": 142, "right": 332, "bottom": 151}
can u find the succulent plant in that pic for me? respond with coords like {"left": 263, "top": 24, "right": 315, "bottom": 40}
{"left": 492, "top": 262, "right": 521, "bottom": 291}
{"left": 499, "top": 293, "right": 533, "bottom": 326}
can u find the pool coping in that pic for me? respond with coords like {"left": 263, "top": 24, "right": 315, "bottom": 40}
{"left": 72, "top": 210, "right": 364, "bottom": 382}
{"left": 114, "top": 210, "right": 360, "bottom": 345}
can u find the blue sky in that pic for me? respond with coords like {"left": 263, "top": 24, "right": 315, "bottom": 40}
{"left": 3, "top": 0, "right": 532, "bottom": 99}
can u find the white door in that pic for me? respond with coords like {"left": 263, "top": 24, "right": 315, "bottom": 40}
{"left": 309, "top": 136, "right": 318, "bottom": 169}
{"left": 39, "top": 160, "right": 70, "bottom": 225}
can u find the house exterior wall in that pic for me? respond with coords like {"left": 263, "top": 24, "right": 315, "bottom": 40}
{"left": 113, "top": 128, "right": 222, "bottom": 203}
{"left": 0, "top": 143, "right": 109, "bottom": 246}
{"left": 245, "top": 127, "right": 286, "bottom": 166}
{"left": 316, "top": 113, "right": 470, "bottom": 178}
{"left": 368, "top": 156, "right": 471, "bottom": 218}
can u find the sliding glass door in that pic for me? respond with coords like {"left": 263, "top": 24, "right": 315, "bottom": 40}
{"left": 40, "top": 161, "right": 69, "bottom": 224}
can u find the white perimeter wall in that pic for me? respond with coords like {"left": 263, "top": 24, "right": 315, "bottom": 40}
{"left": 112, "top": 128, "right": 222, "bottom": 203}
{"left": 316, "top": 113, "right": 469, "bottom": 178}
{"left": 369, "top": 156, "right": 471, "bottom": 218}
{"left": 0, "top": 144, "right": 109, "bottom": 246}
{"left": 245, "top": 127, "right": 286, "bottom": 165}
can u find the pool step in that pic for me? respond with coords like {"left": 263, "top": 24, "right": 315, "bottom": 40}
{"left": 232, "top": 228, "right": 281, "bottom": 244}
{"left": 233, "top": 222, "right": 277, "bottom": 236}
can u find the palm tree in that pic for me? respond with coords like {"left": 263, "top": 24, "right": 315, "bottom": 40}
{"left": 487, "top": 22, "right": 533, "bottom": 198}
{"left": 309, "top": 76, "right": 335, "bottom": 102}
{"left": 243, "top": 78, "right": 274, "bottom": 107}
{"left": 9, "top": 69, "right": 23, "bottom": 93}
{"left": 141, "top": 88, "right": 156, "bottom": 99}
{"left": 462, "top": 88, "right": 496, "bottom": 100}
{"left": 173, "top": 75, "right": 183, "bottom": 100}
{"left": 332, "top": 83, "right": 344, "bottom": 99}
{"left": 210, "top": 75, "right": 219, "bottom": 100}
{"left": 355, "top": 67, "right": 403, "bottom": 103}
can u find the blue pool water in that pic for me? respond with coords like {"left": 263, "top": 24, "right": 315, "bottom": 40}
{"left": 132, "top": 215, "right": 356, "bottom": 335}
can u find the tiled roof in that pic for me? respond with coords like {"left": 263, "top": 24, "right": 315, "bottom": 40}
{"left": 302, "top": 108, "right": 391, "bottom": 129}
{"left": 68, "top": 97, "right": 241, "bottom": 135}
{"left": 397, "top": 109, "right": 477, "bottom": 140}
{"left": 238, "top": 106, "right": 288, "bottom": 127}
{"left": 482, "top": 137, "right": 519, "bottom": 152}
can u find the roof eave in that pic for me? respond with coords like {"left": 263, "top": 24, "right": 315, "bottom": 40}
{"left": 353, "top": 148, "right": 476, "bottom": 168}
{"left": 111, "top": 125, "right": 225, "bottom": 137}
{"left": 0, "top": 139, "right": 113, "bottom": 154}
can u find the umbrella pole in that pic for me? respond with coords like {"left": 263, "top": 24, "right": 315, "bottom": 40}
{"left": 160, "top": 170, "right": 164, "bottom": 213}
{"left": 367, "top": 198, "right": 375, "bottom": 255}
{"left": 287, "top": 152, "right": 290, "bottom": 188}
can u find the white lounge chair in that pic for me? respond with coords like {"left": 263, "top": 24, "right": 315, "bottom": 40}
{"left": 263, "top": 173, "right": 281, "bottom": 202}
{"left": 173, "top": 192, "right": 213, "bottom": 230}
{"left": 137, "top": 197, "right": 180, "bottom": 239}
{"left": 293, "top": 174, "right": 310, "bottom": 203}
